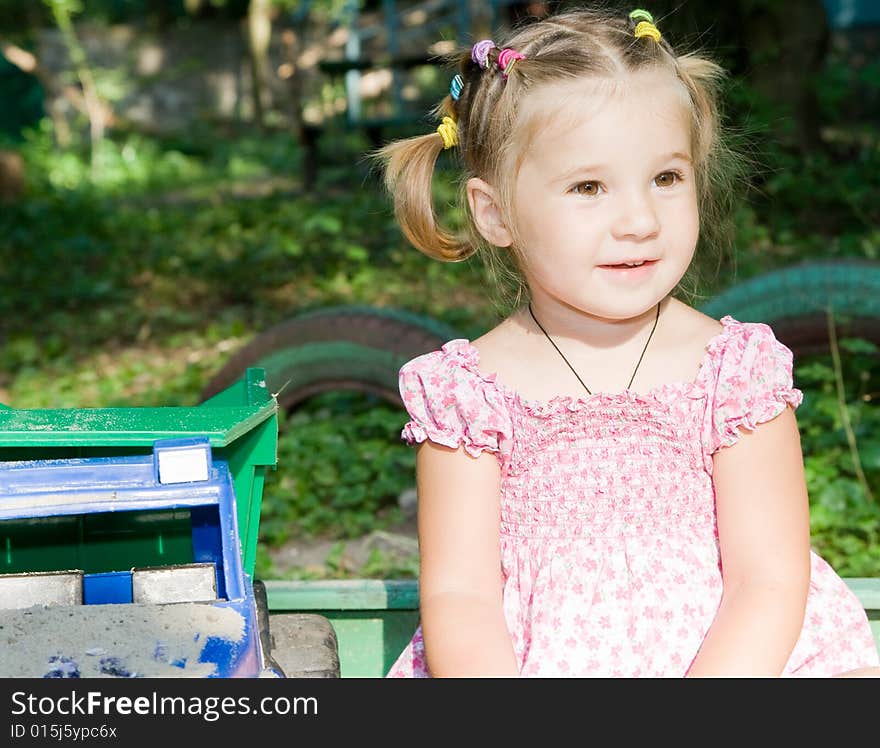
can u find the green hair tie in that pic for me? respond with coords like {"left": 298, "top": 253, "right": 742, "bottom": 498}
{"left": 629, "top": 9, "right": 654, "bottom": 23}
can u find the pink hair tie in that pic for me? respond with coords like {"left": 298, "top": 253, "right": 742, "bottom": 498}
{"left": 471, "top": 39, "right": 495, "bottom": 69}
{"left": 497, "top": 48, "right": 525, "bottom": 79}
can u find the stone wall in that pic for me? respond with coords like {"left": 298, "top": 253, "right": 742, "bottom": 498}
{"left": 34, "top": 18, "right": 352, "bottom": 135}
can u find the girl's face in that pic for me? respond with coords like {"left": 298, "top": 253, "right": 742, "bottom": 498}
{"left": 507, "top": 70, "right": 700, "bottom": 322}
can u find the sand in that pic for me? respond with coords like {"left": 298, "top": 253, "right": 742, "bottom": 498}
{"left": 0, "top": 601, "right": 247, "bottom": 678}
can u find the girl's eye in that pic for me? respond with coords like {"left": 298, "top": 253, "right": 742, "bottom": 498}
{"left": 571, "top": 181, "right": 602, "bottom": 196}
{"left": 654, "top": 171, "right": 682, "bottom": 188}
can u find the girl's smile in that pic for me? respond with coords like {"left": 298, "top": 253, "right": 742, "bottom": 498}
{"left": 597, "top": 258, "right": 660, "bottom": 284}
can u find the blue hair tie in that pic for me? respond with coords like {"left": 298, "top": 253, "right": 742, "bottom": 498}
{"left": 450, "top": 74, "right": 463, "bottom": 101}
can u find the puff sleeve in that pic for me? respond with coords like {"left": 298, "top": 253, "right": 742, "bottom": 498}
{"left": 702, "top": 316, "right": 803, "bottom": 456}
{"left": 398, "top": 339, "right": 513, "bottom": 459}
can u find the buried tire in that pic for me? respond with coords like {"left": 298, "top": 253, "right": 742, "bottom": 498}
{"left": 200, "top": 305, "right": 463, "bottom": 411}
{"left": 698, "top": 259, "right": 880, "bottom": 358}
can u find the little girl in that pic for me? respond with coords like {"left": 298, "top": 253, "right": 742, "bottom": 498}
{"left": 373, "top": 7, "right": 880, "bottom": 677}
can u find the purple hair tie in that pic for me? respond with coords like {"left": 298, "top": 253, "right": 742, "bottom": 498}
{"left": 471, "top": 39, "right": 495, "bottom": 69}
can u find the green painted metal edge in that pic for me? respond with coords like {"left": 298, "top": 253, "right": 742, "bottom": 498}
{"left": 0, "top": 405, "right": 275, "bottom": 447}
{"left": 845, "top": 577, "right": 880, "bottom": 610}
{"left": 201, "top": 367, "right": 274, "bottom": 408}
{"left": 262, "top": 577, "right": 879, "bottom": 612}
{"left": 0, "top": 369, "right": 277, "bottom": 448}
{"left": 222, "top": 413, "right": 278, "bottom": 576}
{"left": 264, "top": 579, "right": 420, "bottom": 611}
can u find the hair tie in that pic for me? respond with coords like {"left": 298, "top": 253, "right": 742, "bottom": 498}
{"left": 436, "top": 116, "right": 458, "bottom": 150}
{"left": 634, "top": 20, "right": 661, "bottom": 42}
{"left": 450, "top": 74, "right": 463, "bottom": 101}
{"left": 471, "top": 39, "right": 495, "bottom": 69}
{"left": 497, "top": 48, "right": 525, "bottom": 80}
{"left": 629, "top": 9, "right": 661, "bottom": 42}
{"left": 629, "top": 9, "right": 654, "bottom": 23}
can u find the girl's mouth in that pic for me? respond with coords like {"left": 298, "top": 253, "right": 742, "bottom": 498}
{"left": 599, "top": 259, "right": 658, "bottom": 270}
{"left": 597, "top": 259, "right": 659, "bottom": 279}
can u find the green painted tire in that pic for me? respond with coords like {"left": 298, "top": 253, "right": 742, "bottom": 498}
{"left": 200, "top": 305, "right": 463, "bottom": 410}
{"left": 698, "top": 259, "right": 880, "bottom": 357}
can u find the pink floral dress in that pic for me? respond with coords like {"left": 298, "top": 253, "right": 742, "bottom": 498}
{"left": 385, "top": 315, "right": 880, "bottom": 677}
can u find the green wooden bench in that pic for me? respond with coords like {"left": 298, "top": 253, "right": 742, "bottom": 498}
{"left": 265, "top": 577, "right": 880, "bottom": 677}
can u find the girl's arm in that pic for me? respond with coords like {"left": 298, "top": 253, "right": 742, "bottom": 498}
{"left": 415, "top": 439, "right": 520, "bottom": 677}
{"left": 686, "top": 404, "right": 812, "bottom": 677}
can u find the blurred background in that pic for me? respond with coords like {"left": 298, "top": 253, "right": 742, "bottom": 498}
{"left": 1, "top": 0, "right": 879, "bottom": 581}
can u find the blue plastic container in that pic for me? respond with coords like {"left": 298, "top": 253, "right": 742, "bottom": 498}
{"left": 0, "top": 437, "right": 275, "bottom": 679}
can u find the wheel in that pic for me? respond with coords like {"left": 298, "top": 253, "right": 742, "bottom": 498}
{"left": 266, "top": 612, "right": 341, "bottom": 678}
{"left": 200, "top": 305, "right": 463, "bottom": 411}
{"left": 697, "top": 259, "right": 880, "bottom": 358}
{"left": 252, "top": 579, "right": 340, "bottom": 677}
{"left": 252, "top": 578, "right": 285, "bottom": 677}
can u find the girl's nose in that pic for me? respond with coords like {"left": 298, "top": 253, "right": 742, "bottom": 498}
{"left": 611, "top": 191, "right": 660, "bottom": 241}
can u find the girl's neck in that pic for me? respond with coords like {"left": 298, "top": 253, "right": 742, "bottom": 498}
{"left": 524, "top": 296, "right": 671, "bottom": 350}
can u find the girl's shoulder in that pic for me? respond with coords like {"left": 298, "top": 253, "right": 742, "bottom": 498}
{"left": 398, "top": 314, "right": 520, "bottom": 389}
{"left": 668, "top": 300, "right": 796, "bottom": 387}
{"left": 398, "top": 338, "right": 486, "bottom": 389}
{"left": 701, "top": 313, "right": 795, "bottom": 379}
{"left": 699, "top": 313, "right": 804, "bottom": 453}
{"left": 397, "top": 328, "right": 514, "bottom": 459}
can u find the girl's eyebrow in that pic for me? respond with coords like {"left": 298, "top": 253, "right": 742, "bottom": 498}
{"left": 553, "top": 152, "right": 692, "bottom": 184}
{"left": 554, "top": 164, "right": 606, "bottom": 182}
{"left": 662, "top": 151, "right": 693, "bottom": 163}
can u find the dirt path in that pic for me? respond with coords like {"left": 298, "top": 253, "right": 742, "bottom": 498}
{"left": 262, "top": 516, "right": 419, "bottom": 579}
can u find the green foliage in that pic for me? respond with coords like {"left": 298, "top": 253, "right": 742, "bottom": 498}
{"left": 796, "top": 341, "right": 880, "bottom": 576}
{"left": 259, "top": 391, "right": 415, "bottom": 545}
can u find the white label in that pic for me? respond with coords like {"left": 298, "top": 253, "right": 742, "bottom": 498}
{"left": 157, "top": 447, "right": 210, "bottom": 484}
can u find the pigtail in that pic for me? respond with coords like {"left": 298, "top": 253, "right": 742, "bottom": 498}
{"left": 372, "top": 125, "right": 473, "bottom": 262}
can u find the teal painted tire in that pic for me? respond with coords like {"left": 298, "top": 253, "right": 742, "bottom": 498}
{"left": 698, "top": 259, "right": 880, "bottom": 357}
{"left": 200, "top": 305, "right": 463, "bottom": 410}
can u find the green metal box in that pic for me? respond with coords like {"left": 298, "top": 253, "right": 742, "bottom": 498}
{"left": 0, "top": 368, "right": 278, "bottom": 578}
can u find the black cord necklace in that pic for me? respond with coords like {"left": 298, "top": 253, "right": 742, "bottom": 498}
{"left": 527, "top": 302, "right": 661, "bottom": 395}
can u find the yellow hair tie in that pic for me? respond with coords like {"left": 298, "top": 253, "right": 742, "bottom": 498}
{"left": 436, "top": 116, "right": 458, "bottom": 150}
{"left": 634, "top": 20, "right": 661, "bottom": 43}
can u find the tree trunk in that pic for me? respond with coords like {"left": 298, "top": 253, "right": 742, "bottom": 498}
{"left": 0, "top": 40, "right": 72, "bottom": 145}
{"left": 46, "top": 1, "right": 110, "bottom": 175}
{"left": 0, "top": 150, "right": 24, "bottom": 203}
{"left": 280, "top": 27, "right": 318, "bottom": 189}
{"left": 247, "top": 0, "right": 273, "bottom": 128}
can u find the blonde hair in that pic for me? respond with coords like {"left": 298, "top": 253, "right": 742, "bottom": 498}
{"left": 372, "top": 6, "right": 741, "bottom": 307}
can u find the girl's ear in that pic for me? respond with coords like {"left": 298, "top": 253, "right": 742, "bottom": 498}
{"left": 466, "top": 177, "right": 513, "bottom": 248}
